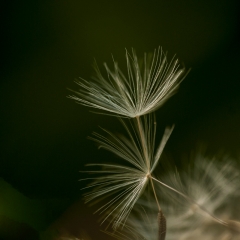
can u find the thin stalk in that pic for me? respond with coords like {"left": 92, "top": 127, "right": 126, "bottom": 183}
{"left": 136, "top": 116, "right": 161, "bottom": 211}
{"left": 136, "top": 116, "right": 149, "bottom": 170}
{"left": 150, "top": 176, "right": 161, "bottom": 211}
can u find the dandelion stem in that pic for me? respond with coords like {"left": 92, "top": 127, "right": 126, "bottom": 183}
{"left": 136, "top": 116, "right": 161, "bottom": 211}
{"left": 150, "top": 176, "right": 161, "bottom": 211}
{"left": 136, "top": 116, "right": 149, "bottom": 171}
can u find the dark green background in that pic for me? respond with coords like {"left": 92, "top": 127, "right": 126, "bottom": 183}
{"left": 1, "top": 0, "right": 240, "bottom": 239}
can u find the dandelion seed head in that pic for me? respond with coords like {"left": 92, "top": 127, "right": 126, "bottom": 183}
{"left": 69, "top": 47, "right": 188, "bottom": 118}
{"left": 81, "top": 115, "right": 173, "bottom": 230}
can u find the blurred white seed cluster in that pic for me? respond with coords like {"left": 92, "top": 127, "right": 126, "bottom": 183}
{"left": 105, "top": 154, "right": 240, "bottom": 239}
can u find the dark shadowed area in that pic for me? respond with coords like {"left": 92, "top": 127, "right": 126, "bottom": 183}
{"left": 1, "top": 0, "right": 240, "bottom": 239}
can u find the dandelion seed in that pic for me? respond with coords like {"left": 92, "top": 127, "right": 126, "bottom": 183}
{"left": 158, "top": 210, "right": 166, "bottom": 240}
{"left": 69, "top": 47, "right": 188, "bottom": 118}
{"left": 80, "top": 115, "right": 173, "bottom": 230}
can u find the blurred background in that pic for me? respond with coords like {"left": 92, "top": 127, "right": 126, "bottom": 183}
{"left": 1, "top": 0, "right": 240, "bottom": 239}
